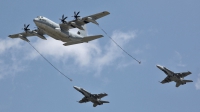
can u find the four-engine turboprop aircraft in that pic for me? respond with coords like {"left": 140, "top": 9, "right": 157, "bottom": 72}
{"left": 73, "top": 86, "right": 109, "bottom": 107}
{"left": 156, "top": 65, "right": 193, "bottom": 87}
{"left": 8, "top": 11, "right": 110, "bottom": 46}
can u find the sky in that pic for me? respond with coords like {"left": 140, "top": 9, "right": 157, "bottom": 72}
{"left": 0, "top": 0, "right": 200, "bottom": 112}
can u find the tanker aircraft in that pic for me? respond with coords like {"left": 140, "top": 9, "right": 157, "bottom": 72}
{"left": 8, "top": 11, "right": 110, "bottom": 46}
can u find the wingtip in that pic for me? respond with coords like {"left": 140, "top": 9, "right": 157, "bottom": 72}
{"left": 103, "top": 11, "right": 110, "bottom": 14}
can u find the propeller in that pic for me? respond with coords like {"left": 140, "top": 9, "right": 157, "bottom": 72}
{"left": 59, "top": 14, "right": 68, "bottom": 23}
{"left": 23, "top": 24, "right": 30, "bottom": 33}
{"left": 72, "top": 11, "right": 80, "bottom": 20}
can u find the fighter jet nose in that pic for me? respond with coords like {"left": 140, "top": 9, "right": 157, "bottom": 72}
{"left": 73, "top": 86, "right": 77, "bottom": 89}
{"left": 156, "top": 65, "right": 163, "bottom": 69}
{"left": 73, "top": 86, "right": 79, "bottom": 90}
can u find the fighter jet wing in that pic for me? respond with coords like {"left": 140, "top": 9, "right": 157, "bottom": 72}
{"left": 161, "top": 76, "right": 172, "bottom": 84}
{"left": 93, "top": 93, "right": 108, "bottom": 99}
{"left": 175, "top": 82, "right": 181, "bottom": 87}
{"left": 60, "top": 11, "right": 110, "bottom": 30}
{"left": 164, "top": 67, "right": 174, "bottom": 74}
{"left": 78, "top": 97, "right": 89, "bottom": 103}
{"left": 175, "top": 71, "right": 192, "bottom": 78}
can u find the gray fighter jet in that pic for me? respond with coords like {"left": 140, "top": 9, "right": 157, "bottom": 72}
{"left": 156, "top": 65, "right": 193, "bottom": 87}
{"left": 73, "top": 86, "right": 109, "bottom": 107}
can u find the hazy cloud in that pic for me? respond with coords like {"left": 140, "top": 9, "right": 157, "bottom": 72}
{"left": 195, "top": 74, "right": 200, "bottom": 90}
{"left": 0, "top": 38, "right": 22, "bottom": 54}
{"left": 0, "top": 30, "right": 137, "bottom": 79}
{"left": 0, "top": 38, "right": 27, "bottom": 79}
{"left": 174, "top": 51, "right": 186, "bottom": 67}
{"left": 0, "top": 54, "right": 26, "bottom": 80}
{"left": 28, "top": 30, "right": 137, "bottom": 76}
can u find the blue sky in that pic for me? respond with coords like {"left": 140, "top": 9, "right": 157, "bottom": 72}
{"left": 0, "top": 0, "right": 200, "bottom": 112}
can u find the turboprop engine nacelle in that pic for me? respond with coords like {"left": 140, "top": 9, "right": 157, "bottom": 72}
{"left": 19, "top": 34, "right": 30, "bottom": 42}
{"left": 70, "top": 22, "right": 84, "bottom": 30}
{"left": 86, "top": 17, "right": 99, "bottom": 25}
{"left": 32, "top": 31, "right": 47, "bottom": 40}
{"left": 37, "top": 34, "right": 46, "bottom": 40}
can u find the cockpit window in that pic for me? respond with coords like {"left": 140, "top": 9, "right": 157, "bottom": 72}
{"left": 37, "top": 16, "right": 43, "bottom": 19}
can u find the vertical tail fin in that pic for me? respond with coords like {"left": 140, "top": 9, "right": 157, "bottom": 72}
{"left": 77, "top": 25, "right": 87, "bottom": 37}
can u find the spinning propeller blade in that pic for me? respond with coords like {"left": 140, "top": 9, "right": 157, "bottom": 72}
{"left": 72, "top": 11, "right": 80, "bottom": 20}
{"left": 23, "top": 24, "right": 30, "bottom": 33}
{"left": 59, "top": 14, "right": 68, "bottom": 23}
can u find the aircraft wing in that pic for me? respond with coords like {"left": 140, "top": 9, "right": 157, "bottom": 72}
{"left": 63, "top": 35, "right": 103, "bottom": 46}
{"left": 59, "top": 11, "right": 110, "bottom": 31}
{"left": 63, "top": 41, "right": 84, "bottom": 46}
{"left": 164, "top": 67, "right": 174, "bottom": 74}
{"left": 93, "top": 93, "right": 108, "bottom": 99}
{"left": 78, "top": 97, "right": 89, "bottom": 103}
{"left": 81, "top": 11, "right": 110, "bottom": 22}
{"left": 175, "top": 82, "right": 181, "bottom": 87}
{"left": 176, "top": 71, "right": 192, "bottom": 78}
{"left": 8, "top": 29, "right": 46, "bottom": 42}
{"left": 9, "top": 32, "right": 35, "bottom": 42}
{"left": 82, "top": 35, "right": 103, "bottom": 42}
{"left": 161, "top": 76, "right": 172, "bottom": 84}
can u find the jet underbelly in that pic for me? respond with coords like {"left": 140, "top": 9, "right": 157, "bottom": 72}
{"left": 170, "top": 77, "right": 177, "bottom": 81}
{"left": 44, "top": 25, "right": 70, "bottom": 42}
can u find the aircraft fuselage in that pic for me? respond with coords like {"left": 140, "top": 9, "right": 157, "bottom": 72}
{"left": 74, "top": 86, "right": 104, "bottom": 105}
{"left": 33, "top": 16, "right": 83, "bottom": 42}
{"left": 157, "top": 65, "right": 185, "bottom": 83}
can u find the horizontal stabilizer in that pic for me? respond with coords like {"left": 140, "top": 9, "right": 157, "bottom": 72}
{"left": 82, "top": 35, "right": 103, "bottom": 42}
{"left": 63, "top": 41, "right": 84, "bottom": 46}
{"left": 63, "top": 35, "right": 103, "bottom": 46}
{"left": 183, "top": 80, "right": 193, "bottom": 82}
{"left": 100, "top": 100, "right": 109, "bottom": 103}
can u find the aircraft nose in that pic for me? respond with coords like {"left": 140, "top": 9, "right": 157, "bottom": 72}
{"left": 33, "top": 18, "right": 39, "bottom": 22}
{"left": 73, "top": 86, "right": 79, "bottom": 90}
{"left": 156, "top": 65, "right": 163, "bottom": 69}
